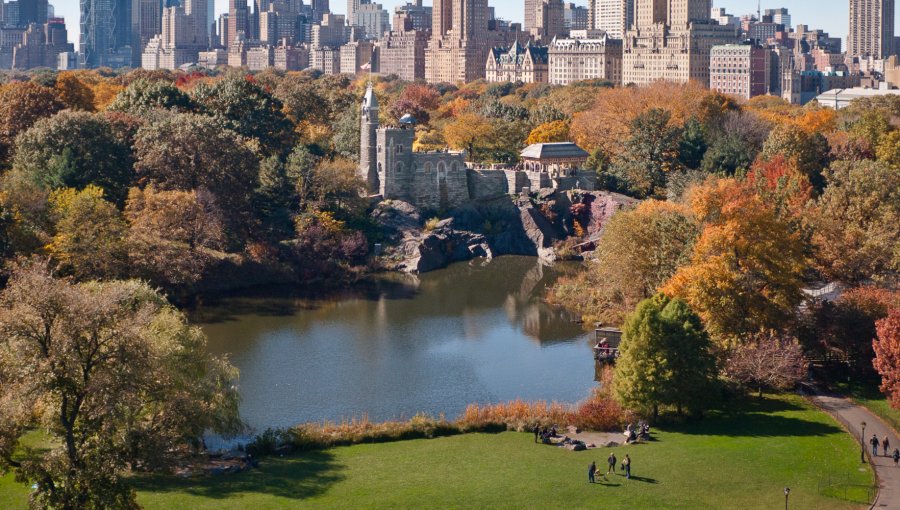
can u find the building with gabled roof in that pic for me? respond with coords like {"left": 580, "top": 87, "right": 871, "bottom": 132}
{"left": 485, "top": 40, "right": 549, "bottom": 83}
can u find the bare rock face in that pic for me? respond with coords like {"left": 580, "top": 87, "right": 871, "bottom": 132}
{"left": 518, "top": 206, "right": 557, "bottom": 264}
{"left": 399, "top": 218, "right": 493, "bottom": 274}
{"left": 372, "top": 191, "right": 638, "bottom": 274}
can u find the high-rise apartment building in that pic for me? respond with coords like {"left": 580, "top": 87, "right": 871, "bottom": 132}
{"left": 622, "top": 0, "right": 737, "bottom": 86}
{"left": 525, "top": 0, "right": 565, "bottom": 42}
{"left": 141, "top": 0, "right": 208, "bottom": 69}
{"left": 564, "top": 3, "right": 589, "bottom": 32}
{"left": 132, "top": 0, "right": 162, "bottom": 66}
{"left": 426, "top": 0, "right": 490, "bottom": 83}
{"left": 848, "top": 0, "right": 894, "bottom": 59}
{"left": 764, "top": 8, "right": 790, "bottom": 29}
{"left": 426, "top": 0, "right": 519, "bottom": 83}
{"left": 709, "top": 43, "right": 770, "bottom": 100}
{"left": 376, "top": 13, "right": 429, "bottom": 80}
{"left": 549, "top": 29, "right": 622, "bottom": 85}
{"left": 355, "top": 2, "right": 390, "bottom": 38}
{"left": 589, "top": 0, "right": 633, "bottom": 39}
{"left": 227, "top": 0, "right": 249, "bottom": 47}
{"left": 394, "top": 0, "right": 431, "bottom": 31}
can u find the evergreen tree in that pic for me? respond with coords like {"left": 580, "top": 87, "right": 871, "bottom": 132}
{"left": 614, "top": 294, "right": 719, "bottom": 420}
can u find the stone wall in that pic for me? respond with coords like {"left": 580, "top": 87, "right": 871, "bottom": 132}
{"left": 467, "top": 169, "right": 509, "bottom": 201}
{"left": 503, "top": 169, "right": 530, "bottom": 194}
{"left": 411, "top": 152, "right": 469, "bottom": 211}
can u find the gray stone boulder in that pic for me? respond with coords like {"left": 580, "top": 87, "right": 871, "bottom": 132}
{"left": 399, "top": 218, "right": 493, "bottom": 273}
{"left": 519, "top": 207, "right": 557, "bottom": 263}
{"left": 370, "top": 200, "right": 421, "bottom": 243}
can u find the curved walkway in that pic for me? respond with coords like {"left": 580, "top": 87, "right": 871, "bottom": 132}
{"left": 810, "top": 391, "right": 900, "bottom": 509}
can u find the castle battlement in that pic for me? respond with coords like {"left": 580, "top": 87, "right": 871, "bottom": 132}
{"left": 358, "top": 85, "right": 597, "bottom": 211}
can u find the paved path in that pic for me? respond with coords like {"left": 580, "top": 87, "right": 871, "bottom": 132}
{"left": 810, "top": 391, "right": 900, "bottom": 509}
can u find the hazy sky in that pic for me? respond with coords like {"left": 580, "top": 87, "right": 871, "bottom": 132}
{"left": 56, "top": 1, "right": 864, "bottom": 55}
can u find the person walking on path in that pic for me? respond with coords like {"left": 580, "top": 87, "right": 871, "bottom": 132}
{"left": 885, "top": 436, "right": 891, "bottom": 457}
{"left": 588, "top": 461, "right": 597, "bottom": 483}
{"left": 893, "top": 448, "right": 900, "bottom": 468}
{"left": 623, "top": 454, "right": 631, "bottom": 479}
{"left": 607, "top": 453, "right": 617, "bottom": 475}
{"left": 873, "top": 434, "right": 881, "bottom": 456}
{"left": 533, "top": 424, "right": 539, "bottom": 443}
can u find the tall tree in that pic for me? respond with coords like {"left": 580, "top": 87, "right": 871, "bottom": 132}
{"left": 613, "top": 294, "right": 719, "bottom": 419}
{"left": 549, "top": 200, "right": 699, "bottom": 326}
{"left": 0, "top": 82, "right": 64, "bottom": 164}
{"left": 46, "top": 186, "right": 127, "bottom": 280}
{"left": 873, "top": 309, "right": 900, "bottom": 410}
{"left": 125, "top": 186, "right": 226, "bottom": 292}
{"left": 107, "top": 78, "right": 197, "bottom": 116}
{"left": 663, "top": 178, "right": 807, "bottom": 345}
{"left": 133, "top": 112, "right": 260, "bottom": 234}
{"left": 611, "top": 108, "right": 683, "bottom": 198}
{"left": 0, "top": 261, "right": 241, "bottom": 509}
{"left": 11, "top": 111, "right": 133, "bottom": 203}
{"left": 193, "top": 74, "right": 294, "bottom": 155}
{"left": 806, "top": 160, "right": 900, "bottom": 283}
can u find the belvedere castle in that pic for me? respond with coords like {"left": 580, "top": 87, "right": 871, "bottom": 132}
{"left": 359, "top": 85, "right": 597, "bottom": 211}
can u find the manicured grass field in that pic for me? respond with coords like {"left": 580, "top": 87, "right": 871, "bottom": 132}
{"left": 0, "top": 394, "right": 874, "bottom": 509}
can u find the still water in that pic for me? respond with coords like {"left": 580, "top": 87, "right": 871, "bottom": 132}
{"left": 191, "top": 256, "right": 598, "bottom": 434}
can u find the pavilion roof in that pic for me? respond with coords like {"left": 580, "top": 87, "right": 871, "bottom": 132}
{"left": 520, "top": 142, "right": 589, "bottom": 160}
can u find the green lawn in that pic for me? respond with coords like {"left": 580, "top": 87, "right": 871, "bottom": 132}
{"left": 1, "top": 394, "right": 875, "bottom": 509}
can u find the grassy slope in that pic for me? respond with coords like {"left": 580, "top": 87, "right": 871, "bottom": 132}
{"left": 836, "top": 380, "right": 900, "bottom": 434}
{"left": 0, "top": 394, "right": 874, "bottom": 510}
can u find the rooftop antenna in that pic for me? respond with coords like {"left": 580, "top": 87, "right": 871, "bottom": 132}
{"left": 758, "top": 0, "right": 761, "bottom": 21}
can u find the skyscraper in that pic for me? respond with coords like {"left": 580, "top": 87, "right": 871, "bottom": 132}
{"left": 18, "top": 0, "right": 48, "bottom": 26}
{"left": 80, "top": 0, "right": 114, "bottom": 67}
{"left": 590, "top": 0, "right": 633, "bottom": 39}
{"left": 131, "top": 0, "right": 162, "bottom": 66}
{"left": 848, "top": 0, "right": 894, "bottom": 59}
{"left": 622, "top": 0, "right": 738, "bottom": 85}
{"left": 227, "top": 0, "right": 248, "bottom": 47}
{"left": 311, "top": 0, "right": 329, "bottom": 23}
{"left": 426, "top": 0, "right": 491, "bottom": 82}
{"left": 525, "top": 0, "right": 565, "bottom": 42}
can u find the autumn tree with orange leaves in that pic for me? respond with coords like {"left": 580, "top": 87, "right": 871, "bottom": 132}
{"left": 662, "top": 179, "right": 807, "bottom": 345}
{"left": 873, "top": 309, "right": 900, "bottom": 409}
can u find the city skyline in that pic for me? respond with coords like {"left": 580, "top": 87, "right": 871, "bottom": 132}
{"left": 54, "top": 0, "right": 888, "bottom": 53}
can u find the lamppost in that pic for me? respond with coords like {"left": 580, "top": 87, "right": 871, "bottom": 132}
{"left": 784, "top": 487, "right": 791, "bottom": 510}
{"left": 861, "top": 421, "right": 867, "bottom": 463}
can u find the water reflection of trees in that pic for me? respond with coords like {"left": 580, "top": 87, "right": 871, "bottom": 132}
{"left": 193, "top": 256, "right": 586, "bottom": 345}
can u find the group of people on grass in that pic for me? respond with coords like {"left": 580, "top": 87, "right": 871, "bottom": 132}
{"left": 869, "top": 433, "right": 900, "bottom": 466}
{"left": 624, "top": 422, "right": 650, "bottom": 444}
{"left": 533, "top": 425, "right": 559, "bottom": 444}
{"left": 588, "top": 453, "right": 631, "bottom": 483}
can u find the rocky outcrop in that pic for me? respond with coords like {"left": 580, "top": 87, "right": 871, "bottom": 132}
{"left": 372, "top": 190, "right": 638, "bottom": 274}
{"left": 398, "top": 219, "right": 493, "bottom": 274}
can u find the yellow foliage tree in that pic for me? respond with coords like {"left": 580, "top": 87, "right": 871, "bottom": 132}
{"left": 90, "top": 81, "right": 124, "bottom": 111}
{"left": 662, "top": 178, "right": 807, "bottom": 346}
{"left": 526, "top": 120, "right": 570, "bottom": 145}
{"left": 569, "top": 81, "right": 731, "bottom": 157}
{"left": 443, "top": 113, "right": 494, "bottom": 160}
{"left": 55, "top": 73, "right": 96, "bottom": 111}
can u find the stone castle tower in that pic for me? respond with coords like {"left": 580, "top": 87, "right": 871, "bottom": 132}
{"left": 360, "top": 85, "right": 380, "bottom": 193}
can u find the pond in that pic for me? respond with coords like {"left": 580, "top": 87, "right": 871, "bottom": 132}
{"left": 191, "top": 256, "right": 599, "bottom": 435}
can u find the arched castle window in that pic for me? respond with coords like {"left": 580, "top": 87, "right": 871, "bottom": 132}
{"left": 396, "top": 145, "right": 404, "bottom": 154}
{"left": 395, "top": 162, "right": 404, "bottom": 173}
{"left": 450, "top": 162, "right": 459, "bottom": 173}
{"left": 377, "top": 163, "right": 383, "bottom": 174}
{"left": 437, "top": 162, "right": 446, "bottom": 174}
{"left": 423, "top": 162, "right": 433, "bottom": 173}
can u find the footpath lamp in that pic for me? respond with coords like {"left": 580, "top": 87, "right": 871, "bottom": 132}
{"left": 784, "top": 487, "right": 791, "bottom": 510}
{"left": 861, "top": 421, "right": 867, "bottom": 463}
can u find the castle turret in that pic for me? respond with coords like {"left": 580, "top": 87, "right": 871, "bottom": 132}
{"left": 360, "top": 84, "right": 380, "bottom": 194}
